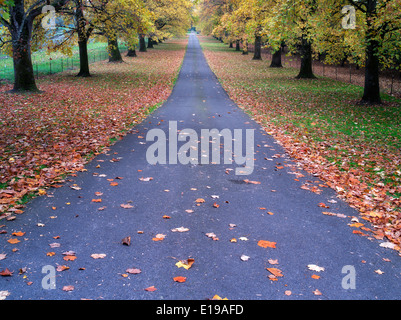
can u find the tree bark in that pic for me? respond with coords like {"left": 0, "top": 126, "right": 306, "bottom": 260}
{"left": 107, "top": 36, "right": 123, "bottom": 63}
{"left": 147, "top": 37, "right": 154, "bottom": 48}
{"left": 126, "top": 49, "right": 137, "bottom": 57}
{"left": 236, "top": 40, "right": 240, "bottom": 51}
{"left": 253, "top": 34, "right": 262, "bottom": 60}
{"left": 361, "top": 38, "right": 381, "bottom": 104}
{"left": 75, "top": 3, "right": 91, "bottom": 77}
{"left": 139, "top": 34, "right": 147, "bottom": 52}
{"left": 360, "top": 0, "right": 381, "bottom": 104}
{"left": 296, "top": 36, "right": 316, "bottom": 79}
{"left": 8, "top": 1, "right": 39, "bottom": 92}
{"left": 11, "top": 27, "right": 39, "bottom": 92}
{"left": 270, "top": 49, "right": 283, "bottom": 68}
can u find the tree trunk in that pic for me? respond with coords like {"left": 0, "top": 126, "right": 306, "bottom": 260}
{"left": 11, "top": 22, "right": 39, "bottom": 92}
{"left": 253, "top": 34, "right": 262, "bottom": 60}
{"left": 296, "top": 37, "right": 316, "bottom": 79}
{"left": 75, "top": 0, "right": 91, "bottom": 77}
{"left": 76, "top": 37, "right": 91, "bottom": 76}
{"left": 139, "top": 34, "right": 147, "bottom": 52}
{"left": 126, "top": 49, "right": 137, "bottom": 57}
{"left": 236, "top": 40, "right": 240, "bottom": 51}
{"left": 270, "top": 49, "right": 282, "bottom": 68}
{"left": 242, "top": 40, "right": 248, "bottom": 55}
{"left": 147, "top": 37, "right": 154, "bottom": 48}
{"left": 107, "top": 36, "right": 123, "bottom": 63}
{"left": 361, "top": 38, "right": 381, "bottom": 104}
{"left": 360, "top": 0, "right": 381, "bottom": 104}
{"left": 229, "top": 42, "right": 233, "bottom": 48}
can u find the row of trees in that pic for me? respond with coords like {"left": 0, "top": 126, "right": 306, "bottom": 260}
{"left": 196, "top": 0, "right": 401, "bottom": 104}
{"left": 0, "top": 0, "right": 194, "bottom": 92}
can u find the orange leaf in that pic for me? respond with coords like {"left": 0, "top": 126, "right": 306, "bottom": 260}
{"left": 173, "top": 276, "right": 187, "bottom": 283}
{"left": 7, "top": 238, "right": 20, "bottom": 244}
{"left": 311, "top": 274, "right": 320, "bottom": 279}
{"left": 63, "top": 255, "right": 77, "bottom": 261}
{"left": 110, "top": 182, "right": 119, "bottom": 186}
{"left": 144, "top": 286, "right": 157, "bottom": 292}
{"left": 257, "top": 240, "right": 276, "bottom": 248}
{"left": 92, "top": 199, "right": 102, "bottom": 203}
{"left": 12, "top": 231, "right": 25, "bottom": 237}
{"left": 266, "top": 267, "right": 283, "bottom": 277}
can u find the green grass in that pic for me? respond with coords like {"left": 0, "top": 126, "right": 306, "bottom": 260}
{"left": 0, "top": 41, "right": 128, "bottom": 81}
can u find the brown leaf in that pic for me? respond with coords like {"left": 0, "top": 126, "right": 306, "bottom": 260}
{"left": 0, "top": 268, "right": 13, "bottom": 276}
{"left": 126, "top": 268, "right": 141, "bottom": 274}
{"left": 121, "top": 236, "right": 131, "bottom": 246}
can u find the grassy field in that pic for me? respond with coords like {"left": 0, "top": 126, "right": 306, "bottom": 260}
{"left": 200, "top": 36, "right": 401, "bottom": 247}
{"left": 0, "top": 41, "right": 128, "bottom": 81}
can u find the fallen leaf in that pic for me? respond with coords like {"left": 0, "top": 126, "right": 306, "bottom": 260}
{"left": 62, "top": 285, "right": 74, "bottom": 292}
{"left": 139, "top": 177, "right": 153, "bottom": 182}
{"left": 257, "top": 240, "right": 276, "bottom": 248}
{"left": 173, "top": 276, "right": 187, "bottom": 283}
{"left": 7, "top": 238, "right": 20, "bottom": 244}
{"left": 152, "top": 234, "right": 166, "bottom": 241}
{"left": 121, "top": 236, "right": 131, "bottom": 246}
{"left": 268, "top": 259, "right": 278, "bottom": 265}
{"left": 243, "top": 179, "right": 261, "bottom": 184}
{"left": 195, "top": 198, "right": 205, "bottom": 203}
{"left": 211, "top": 295, "right": 228, "bottom": 300}
{"left": 126, "top": 268, "right": 141, "bottom": 274}
{"left": 285, "top": 290, "right": 292, "bottom": 296}
{"left": 205, "top": 232, "right": 219, "bottom": 240}
{"left": 56, "top": 265, "right": 70, "bottom": 271}
{"left": 266, "top": 267, "right": 283, "bottom": 278}
{"left": 171, "top": 226, "right": 189, "bottom": 233}
{"left": 63, "top": 255, "right": 77, "bottom": 261}
{"left": 240, "top": 254, "right": 250, "bottom": 261}
{"left": 91, "top": 253, "right": 106, "bottom": 259}
{"left": 46, "top": 252, "right": 56, "bottom": 256}
{"left": 144, "top": 286, "right": 157, "bottom": 292}
{"left": 0, "top": 268, "right": 13, "bottom": 276}
{"left": 311, "top": 274, "right": 320, "bottom": 279}
{"left": 92, "top": 199, "right": 102, "bottom": 203}
{"left": 313, "top": 289, "right": 322, "bottom": 296}
{"left": 175, "top": 258, "right": 195, "bottom": 270}
{"left": 110, "top": 182, "right": 119, "bottom": 186}
{"left": 12, "top": 231, "right": 25, "bottom": 237}
{"left": 120, "top": 203, "right": 134, "bottom": 209}
{"left": 307, "top": 264, "right": 325, "bottom": 272}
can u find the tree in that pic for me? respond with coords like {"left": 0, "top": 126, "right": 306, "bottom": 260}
{"left": 0, "top": 0, "right": 70, "bottom": 92}
{"left": 314, "top": 0, "right": 401, "bottom": 104}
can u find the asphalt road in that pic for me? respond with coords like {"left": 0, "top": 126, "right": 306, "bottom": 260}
{"left": 1, "top": 32, "right": 401, "bottom": 301}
